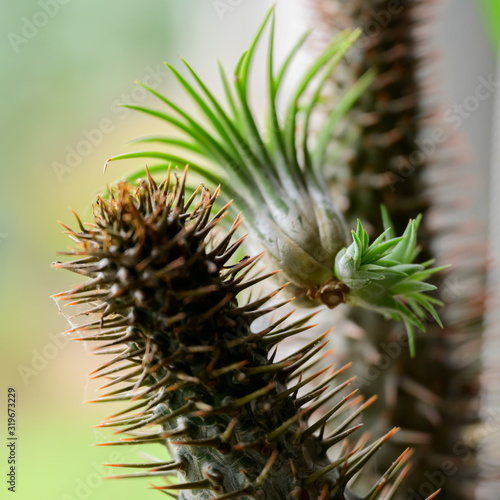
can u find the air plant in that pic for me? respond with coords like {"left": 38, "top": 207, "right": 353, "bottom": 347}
{"left": 104, "top": 8, "right": 446, "bottom": 356}
{"left": 52, "top": 171, "right": 429, "bottom": 499}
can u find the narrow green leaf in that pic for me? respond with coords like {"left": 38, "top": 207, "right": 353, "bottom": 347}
{"left": 313, "top": 69, "right": 375, "bottom": 170}
{"left": 391, "top": 281, "right": 436, "bottom": 295}
{"left": 166, "top": 62, "right": 238, "bottom": 157}
{"left": 388, "top": 220, "right": 413, "bottom": 263}
{"left": 367, "top": 227, "right": 393, "bottom": 249}
{"left": 403, "top": 319, "right": 416, "bottom": 358}
{"left": 128, "top": 136, "right": 202, "bottom": 154}
{"left": 120, "top": 104, "right": 196, "bottom": 141}
{"left": 217, "top": 59, "right": 240, "bottom": 123}
{"left": 179, "top": 56, "right": 282, "bottom": 200}
{"left": 286, "top": 29, "right": 359, "bottom": 173}
{"left": 405, "top": 297, "right": 426, "bottom": 320}
{"left": 411, "top": 265, "right": 450, "bottom": 282}
{"left": 106, "top": 153, "right": 223, "bottom": 189}
{"left": 403, "top": 220, "right": 418, "bottom": 263}
{"left": 301, "top": 32, "right": 364, "bottom": 177}
{"left": 233, "top": 8, "right": 276, "bottom": 172}
{"left": 134, "top": 82, "right": 247, "bottom": 179}
{"left": 236, "top": 7, "right": 274, "bottom": 84}
{"left": 409, "top": 293, "right": 444, "bottom": 328}
{"left": 274, "top": 28, "right": 312, "bottom": 91}
{"left": 362, "top": 237, "right": 405, "bottom": 265}
{"left": 421, "top": 295, "right": 444, "bottom": 306}
{"left": 266, "top": 10, "right": 291, "bottom": 173}
{"left": 380, "top": 205, "right": 396, "bottom": 240}
{"left": 351, "top": 230, "right": 363, "bottom": 268}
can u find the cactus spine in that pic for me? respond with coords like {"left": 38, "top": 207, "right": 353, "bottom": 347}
{"left": 53, "top": 171, "right": 422, "bottom": 499}
{"left": 314, "top": 1, "right": 485, "bottom": 498}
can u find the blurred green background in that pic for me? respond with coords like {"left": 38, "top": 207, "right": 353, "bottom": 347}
{"left": 0, "top": 0, "right": 495, "bottom": 499}
{"left": 478, "top": 0, "right": 500, "bottom": 48}
{"left": 0, "top": 1, "right": 281, "bottom": 498}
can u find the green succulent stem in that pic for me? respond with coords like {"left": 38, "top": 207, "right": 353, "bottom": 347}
{"left": 53, "top": 172, "right": 416, "bottom": 499}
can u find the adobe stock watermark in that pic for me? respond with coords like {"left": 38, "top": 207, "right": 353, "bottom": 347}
{"left": 440, "top": 276, "right": 466, "bottom": 304}
{"left": 60, "top": 452, "right": 123, "bottom": 500}
{"left": 389, "top": 73, "right": 500, "bottom": 190}
{"left": 52, "top": 63, "right": 170, "bottom": 183}
{"left": 357, "top": 335, "right": 409, "bottom": 389}
{"left": 17, "top": 331, "right": 71, "bottom": 385}
{"left": 407, "top": 408, "right": 500, "bottom": 499}
{"left": 7, "top": 0, "right": 72, "bottom": 54}
{"left": 213, "top": 0, "right": 247, "bottom": 21}
{"left": 347, "top": 0, "right": 404, "bottom": 58}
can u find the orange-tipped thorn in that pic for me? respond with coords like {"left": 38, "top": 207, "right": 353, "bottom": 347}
{"left": 425, "top": 489, "right": 441, "bottom": 500}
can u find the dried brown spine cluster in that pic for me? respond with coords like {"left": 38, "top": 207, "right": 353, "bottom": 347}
{"left": 53, "top": 169, "right": 423, "bottom": 499}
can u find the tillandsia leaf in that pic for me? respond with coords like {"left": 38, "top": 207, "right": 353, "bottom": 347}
{"left": 334, "top": 208, "right": 448, "bottom": 357}
{"left": 52, "top": 170, "right": 421, "bottom": 499}
{"left": 104, "top": 7, "right": 447, "bottom": 356}
{"left": 105, "top": 7, "right": 374, "bottom": 299}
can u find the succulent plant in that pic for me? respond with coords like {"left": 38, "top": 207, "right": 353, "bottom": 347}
{"left": 52, "top": 171, "right": 431, "bottom": 499}
{"left": 313, "top": 1, "right": 485, "bottom": 498}
{"left": 334, "top": 213, "right": 447, "bottom": 357}
{"left": 105, "top": 8, "right": 445, "bottom": 356}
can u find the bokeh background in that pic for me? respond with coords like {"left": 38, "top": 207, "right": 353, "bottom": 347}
{"left": 0, "top": 1, "right": 496, "bottom": 499}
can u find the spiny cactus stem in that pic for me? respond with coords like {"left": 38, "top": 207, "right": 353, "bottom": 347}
{"left": 54, "top": 172, "right": 420, "bottom": 499}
